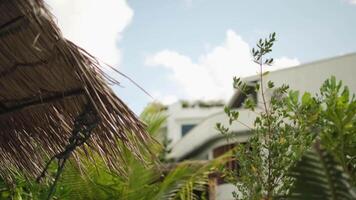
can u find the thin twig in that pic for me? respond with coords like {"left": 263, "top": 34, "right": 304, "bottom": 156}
{"left": 105, "top": 63, "right": 153, "bottom": 99}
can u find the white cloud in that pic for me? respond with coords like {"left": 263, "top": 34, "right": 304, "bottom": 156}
{"left": 46, "top": 0, "right": 133, "bottom": 65}
{"left": 152, "top": 91, "right": 178, "bottom": 105}
{"left": 146, "top": 30, "right": 299, "bottom": 101}
{"left": 344, "top": 0, "right": 356, "bottom": 5}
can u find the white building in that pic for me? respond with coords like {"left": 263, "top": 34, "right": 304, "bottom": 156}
{"left": 164, "top": 100, "right": 224, "bottom": 147}
{"left": 165, "top": 53, "right": 356, "bottom": 200}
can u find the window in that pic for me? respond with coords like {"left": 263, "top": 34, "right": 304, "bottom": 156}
{"left": 212, "top": 143, "right": 241, "bottom": 185}
{"left": 181, "top": 124, "right": 196, "bottom": 137}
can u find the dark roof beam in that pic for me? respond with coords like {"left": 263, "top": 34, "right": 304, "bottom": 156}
{"left": 0, "top": 15, "right": 29, "bottom": 37}
{"left": 0, "top": 88, "right": 85, "bottom": 116}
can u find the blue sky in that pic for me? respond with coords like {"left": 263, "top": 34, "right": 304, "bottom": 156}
{"left": 48, "top": 0, "right": 356, "bottom": 113}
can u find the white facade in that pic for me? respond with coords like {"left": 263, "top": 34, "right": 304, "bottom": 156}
{"left": 216, "top": 184, "right": 239, "bottom": 200}
{"left": 165, "top": 101, "right": 223, "bottom": 147}
{"left": 229, "top": 53, "right": 356, "bottom": 107}
{"left": 167, "top": 109, "right": 254, "bottom": 160}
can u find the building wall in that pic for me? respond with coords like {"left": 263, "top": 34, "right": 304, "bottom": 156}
{"left": 166, "top": 102, "right": 222, "bottom": 146}
{"left": 216, "top": 184, "right": 238, "bottom": 200}
{"left": 244, "top": 53, "right": 356, "bottom": 104}
{"left": 168, "top": 109, "right": 256, "bottom": 161}
{"left": 186, "top": 134, "right": 251, "bottom": 160}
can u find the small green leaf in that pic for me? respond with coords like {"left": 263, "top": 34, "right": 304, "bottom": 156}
{"left": 224, "top": 106, "right": 230, "bottom": 115}
{"left": 244, "top": 98, "right": 256, "bottom": 111}
{"left": 301, "top": 92, "right": 311, "bottom": 105}
{"left": 262, "top": 71, "right": 270, "bottom": 76}
{"left": 268, "top": 81, "right": 275, "bottom": 88}
{"left": 255, "top": 83, "right": 260, "bottom": 91}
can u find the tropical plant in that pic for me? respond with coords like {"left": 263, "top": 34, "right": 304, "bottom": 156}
{"left": 318, "top": 76, "right": 356, "bottom": 184}
{"left": 286, "top": 77, "right": 356, "bottom": 200}
{"left": 49, "top": 103, "right": 228, "bottom": 200}
{"left": 219, "top": 33, "right": 356, "bottom": 199}
{"left": 0, "top": 102, "right": 228, "bottom": 200}
{"left": 217, "top": 33, "right": 320, "bottom": 199}
{"left": 287, "top": 141, "right": 356, "bottom": 200}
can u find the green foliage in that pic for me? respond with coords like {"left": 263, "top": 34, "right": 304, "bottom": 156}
{"left": 50, "top": 152, "right": 213, "bottom": 200}
{"left": 154, "top": 163, "right": 208, "bottom": 200}
{"left": 0, "top": 175, "right": 47, "bottom": 200}
{"left": 154, "top": 144, "right": 234, "bottom": 200}
{"left": 0, "top": 102, "right": 227, "bottom": 200}
{"left": 221, "top": 33, "right": 321, "bottom": 199}
{"left": 220, "top": 32, "right": 356, "bottom": 199}
{"left": 230, "top": 89, "right": 319, "bottom": 199}
{"left": 318, "top": 77, "right": 356, "bottom": 183}
{"left": 180, "top": 100, "right": 224, "bottom": 108}
{"left": 286, "top": 76, "right": 356, "bottom": 199}
{"left": 287, "top": 142, "right": 356, "bottom": 200}
{"left": 140, "top": 102, "right": 168, "bottom": 137}
{"left": 224, "top": 106, "right": 240, "bottom": 125}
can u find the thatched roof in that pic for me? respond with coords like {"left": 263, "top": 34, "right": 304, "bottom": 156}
{"left": 0, "top": 0, "right": 151, "bottom": 179}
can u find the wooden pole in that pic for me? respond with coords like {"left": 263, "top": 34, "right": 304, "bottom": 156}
{"left": 208, "top": 174, "right": 218, "bottom": 200}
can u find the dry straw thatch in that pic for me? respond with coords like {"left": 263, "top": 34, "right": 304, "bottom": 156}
{"left": 0, "top": 0, "right": 151, "bottom": 180}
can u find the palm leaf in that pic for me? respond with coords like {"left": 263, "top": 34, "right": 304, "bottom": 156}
{"left": 156, "top": 151, "right": 233, "bottom": 200}
{"left": 154, "top": 162, "right": 208, "bottom": 200}
{"left": 287, "top": 142, "right": 356, "bottom": 200}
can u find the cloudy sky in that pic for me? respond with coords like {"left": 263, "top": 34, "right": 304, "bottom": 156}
{"left": 46, "top": 0, "right": 356, "bottom": 113}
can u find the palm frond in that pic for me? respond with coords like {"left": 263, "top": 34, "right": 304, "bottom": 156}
{"left": 155, "top": 162, "right": 208, "bottom": 200}
{"left": 287, "top": 142, "right": 356, "bottom": 200}
{"left": 157, "top": 151, "right": 233, "bottom": 200}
